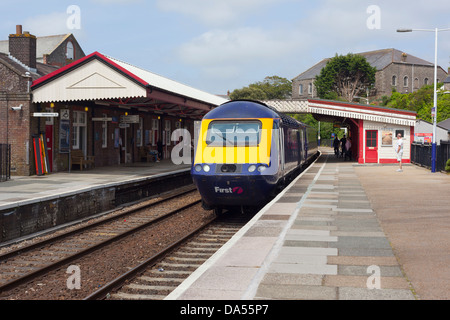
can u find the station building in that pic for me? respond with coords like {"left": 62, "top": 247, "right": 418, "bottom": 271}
{"left": 0, "top": 26, "right": 228, "bottom": 176}
{"left": 30, "top": 51, "right": 227, "bottom": 173}
{"left": 265, "top": 99, "right": 417, "bottom": 164}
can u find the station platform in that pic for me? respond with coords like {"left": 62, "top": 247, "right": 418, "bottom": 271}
{"left": 167, "top": 148, "right": 450, "bottom": 300}
{"left": 0, "top": 160, "right": 191, "bottom": 244}
{"left": 0, "top": 159, "right": 190, "bottom": 211}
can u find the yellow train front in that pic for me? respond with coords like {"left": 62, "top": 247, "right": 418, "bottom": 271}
{"left": 192, "top": 100, "right": 317, "bottom": 214}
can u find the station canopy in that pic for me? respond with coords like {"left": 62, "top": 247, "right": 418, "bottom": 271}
{"left": 31, "top": 51, "right": 228, "bottom": 118}
{"left": 264, "top": 99, "right": 416, "bottom": 126}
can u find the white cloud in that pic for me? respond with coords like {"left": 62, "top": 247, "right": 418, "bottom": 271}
{"left": 22, "top": 12, "right": 70, "bottom": 36}
{"left": 178, "top": 27, "right": 301, "bottom": 80}
{"left": 156, "top": 0, "right": 289, "bottom": 26}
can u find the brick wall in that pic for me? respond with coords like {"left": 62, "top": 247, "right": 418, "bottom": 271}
{"left": 8, "top": 33, "right": 36, "bottom": 69}
{"left": 380, "top": 63, "right": 447, "bottom": 95}
{"left": 0, "top": 92, "right": 36, "bottom": 176}
{"left": 292, "top": 78, "right": 317, "bottom": 100}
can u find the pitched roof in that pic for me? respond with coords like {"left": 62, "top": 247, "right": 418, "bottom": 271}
{"left": 0, "top": 52, "right": 58, "bottom": 80}
{"left": 293, "top": 48, "right": 437, "bottom": 81}
{"left": 31, "top": 51, "right": 228, "bottom": 106}
{"left": 437, "top": 118, "right": 450, "bottom": 130}
{"left": 0, "top": 34, "right": 76, "bottom": 59}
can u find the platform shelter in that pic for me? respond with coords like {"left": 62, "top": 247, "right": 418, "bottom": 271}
{"left": 265, "top": 99, "right": 417, "bottom": 164}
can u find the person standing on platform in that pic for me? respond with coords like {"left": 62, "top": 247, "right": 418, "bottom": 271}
{"left": 395, "top": 133, "right": 404, "bottom": 172}
{"left": 344, "top": 138, "right": 352, "bottom": 161}
{"left": 333, "top": 136, "right": 340, "bottom": 157}
{"left": 340, "top": 135, "right": 347, "bottom": 158}
{"left": 157, "top": 139, "right": 163, "bottom": 162}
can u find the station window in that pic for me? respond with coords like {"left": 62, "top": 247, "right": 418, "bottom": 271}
{"left": 136, "top": 117, "right": 143, "bottom": 147}
{"left": 72, "top": 111, "right": 86, "bottom": 150}
{"left": 299, "top": 84, "right": 303, "bottom": 95}
{"left": 165, "top": 120, "right": 171, "bottom": 146}
{"left": 102, "top": 113, "right": 108, "bottom": 148}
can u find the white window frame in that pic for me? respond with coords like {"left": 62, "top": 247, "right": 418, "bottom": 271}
{"left": 137, "top": 117, "right": 143, "bottom": 147}
{"left": 102, "top": 113, "right": 108, "bottom": 148}
{"left": 72, "top": 111, "right": 86, "bottom": 150}
{"left": 66, "top": 41, "right": 74, "bottom": 60}
{"left": 152, "top": 119, "right": 159, "bottom": 146}
{"left": 164, "top": 120, "right": 171, "bottom": 147}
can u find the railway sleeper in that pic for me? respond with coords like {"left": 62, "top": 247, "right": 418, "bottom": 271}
{"left": 137, "top": 276, "right": 184, "bottom": 286}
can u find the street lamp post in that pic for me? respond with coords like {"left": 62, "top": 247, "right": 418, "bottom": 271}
{"left": 397, "top": 27, "right": 450, "bottom": 172}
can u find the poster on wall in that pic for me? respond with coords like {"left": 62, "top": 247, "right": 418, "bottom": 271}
{"left": 59, "top": 109, "right": 70, "bottom": 153}
{"left": 381, "top": 131, "right": 392, "bottom": 146}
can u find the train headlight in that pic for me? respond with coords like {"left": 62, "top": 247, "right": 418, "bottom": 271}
{"left": 194, "top": 164, "right": 202, "bottom": 172}
{"left": 248, "top": 165, "right": 257, "bottom": 172}
{"left": 203, "top": 164, "right": 211, "bottom": 172}
{"left": 257, "top": 165, "right": 267, "bottom": 173}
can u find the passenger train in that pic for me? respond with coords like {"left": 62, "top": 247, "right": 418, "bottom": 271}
{"left": 191, "top": 100, "right": 318, "bottom": 214}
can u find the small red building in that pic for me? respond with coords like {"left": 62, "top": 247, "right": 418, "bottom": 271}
{"left": 266, "top": 99, "right": 417, "bottom": 164}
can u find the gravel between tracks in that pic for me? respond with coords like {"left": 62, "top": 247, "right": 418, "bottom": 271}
{"left": 1, "top": 193, "right": 215, "bottom": 300}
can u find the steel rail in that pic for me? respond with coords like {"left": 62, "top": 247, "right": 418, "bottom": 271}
{"left": 0, "top": 186, "right": 197, "bottom": 262}
{"left": 83, "top": 214, "right": 217, "bottom": 300}
{"left": 0, "top": 198, "right": 201, "bottom": 295}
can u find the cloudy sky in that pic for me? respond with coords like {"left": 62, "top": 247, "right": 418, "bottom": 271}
{"left": 1, "top": 0, "right": 450, "bottom": 95}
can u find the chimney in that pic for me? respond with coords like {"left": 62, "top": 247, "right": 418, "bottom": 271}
{"left": 401, "top": 52, "right": 407, "bottom": 63}
{"left": 8, "top": 25, "right": 37, "bottom": 70}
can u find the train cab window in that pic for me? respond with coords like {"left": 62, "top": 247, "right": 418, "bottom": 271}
{"left": 206, "top": 121, "right": 262, "bottom": 147}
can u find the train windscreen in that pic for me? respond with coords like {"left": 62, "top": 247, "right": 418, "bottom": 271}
{"left": 206, "top": 121, "right": 262, "bottom": 147}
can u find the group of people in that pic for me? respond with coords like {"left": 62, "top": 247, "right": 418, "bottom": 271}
{"left": 332, "top": 133, "right": 404, "bottom": 171}
{"left": 333, "top": 135, "right": 352, "bottom": 161}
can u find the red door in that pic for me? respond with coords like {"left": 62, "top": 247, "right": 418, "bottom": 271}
{"left": 365, "top": 130, "right": 378, "bottom": 163}
{"left": 45, "top": 125, "right": 53, "bottom": 172}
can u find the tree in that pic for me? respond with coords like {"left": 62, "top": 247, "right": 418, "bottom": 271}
{"left": 314, "top": 53, "right": 376, "bottom": 102}
{"left": 230, "top": 76, "right": 292, "bottom": 100}
{"left": 382, "top": 84, "right": 450, "bottom": 123}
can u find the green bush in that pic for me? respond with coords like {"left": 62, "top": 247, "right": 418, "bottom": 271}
{"left": 446, "top": 159, "right": 450, "bottom": 172}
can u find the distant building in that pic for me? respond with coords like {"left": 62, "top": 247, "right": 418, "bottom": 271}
{"left": 292, "top": 48, "right": 448, "bottom": 101}
{"left": 444, "top": 74, "right": 450, "bottom": 91}
{"left": 0, "top": 26, "right": 85, "bottom": 68}
{"left": 414, "top": 119, "right": 449, "bottom": 144}
{"left": 0, "top": 25, "right": 84, "bottom": 175}
{"left": 437, "top": 118, "right": 450, "bottom": 141}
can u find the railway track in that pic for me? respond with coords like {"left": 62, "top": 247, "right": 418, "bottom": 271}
{"left": 0, "top": 186, "right": 210, "bottom": 299}
{"left": 89, "top": 214, "right": 251, "bottom": 300}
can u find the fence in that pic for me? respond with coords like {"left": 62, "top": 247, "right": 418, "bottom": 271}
{"left": 0, "top": 144, "right": 11, "bottom": 182}
{"left": 411, "top": 141, "right": 450, "bottom": 172}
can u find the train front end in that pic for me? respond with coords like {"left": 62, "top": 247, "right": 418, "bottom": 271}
{"left": 191, "top": 100, "right": 281, "bottom": 212}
